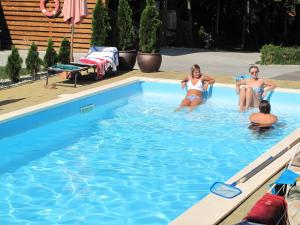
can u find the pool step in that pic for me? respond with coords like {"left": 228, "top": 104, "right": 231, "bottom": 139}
{"left": 80, "top": 104, "right": 95, "bottom": 113}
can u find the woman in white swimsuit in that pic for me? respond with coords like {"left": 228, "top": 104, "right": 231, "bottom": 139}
{"left": 176, "top": 64, "right": 215, "bottom": 112}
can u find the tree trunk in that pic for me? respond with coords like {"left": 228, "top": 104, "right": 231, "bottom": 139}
{"left": 241, "top": 0, "right": 249, "bottom": 49}
{"left": 215, "top": 0, "right": 221, "bottom": 47}
{"left": 160, "top": 0, "right": 168, "bottom": 46}
{"left": 283, "top": 11, "right": 288, "bottom": 44}
{"left": 186, "top": 0, "right": 193, "bottom": 46}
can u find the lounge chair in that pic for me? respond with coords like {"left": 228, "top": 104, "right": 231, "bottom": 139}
{"left": 45, "top": 46, "right": 119, "bottom": 88}
{"left": 79, "top": 46, "right": 119, "bottom": 79}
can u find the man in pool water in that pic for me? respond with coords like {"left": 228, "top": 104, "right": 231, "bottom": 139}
{"left": 249, "top": 100, "right": 278, "bottom": 130}
{"left": 176, "top": 64, "right": 215, "bottom": 112}
{"left": 236, "top": 65, "right": 277, "bottom": 112}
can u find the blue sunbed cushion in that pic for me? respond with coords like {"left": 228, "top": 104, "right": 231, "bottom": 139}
{"left": 51, "top": 64, "right": 81, "bottom": 71}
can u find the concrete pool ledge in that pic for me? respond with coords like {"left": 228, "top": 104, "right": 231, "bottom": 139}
{"left": 170, "top": 129, "right": 300, "bottom": 225}
{"left": 0, "top": 77, "right": 142, "bottom": 122}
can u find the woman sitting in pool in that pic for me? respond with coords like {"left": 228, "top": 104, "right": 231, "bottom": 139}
{"left": 236, "top": 65, "right": 276, "bottom": 112}
{"left": 249, "top": 100, "right": 278, "bottom": 130}
{"left": 176, "top": 64, "right": 215, "bottom": 112}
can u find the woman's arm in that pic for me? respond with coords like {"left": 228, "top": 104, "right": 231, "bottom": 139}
{"left": 202, "top": 75, "right": 215, "bottom": 90}
{"left": 203, "top": 75, "right": 215, "bottom": 84}
{"left": 262, "top": 79, "right": 277, "bottom": 97}
{"left": 181, "top": 75, "right": 190, "bottom": 88}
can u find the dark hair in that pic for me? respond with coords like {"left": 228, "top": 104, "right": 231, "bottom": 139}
{"left": 249, "top": 65, "right": 259, "bottom": 73}
{"left": 259, "top": 100, "right": 271, "bottom": 114}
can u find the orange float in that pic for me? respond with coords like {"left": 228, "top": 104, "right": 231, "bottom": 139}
{"left": 40, "top": 0, "right": 60, "bottom": 18}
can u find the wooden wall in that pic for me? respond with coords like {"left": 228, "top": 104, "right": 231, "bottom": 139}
{"left": 0, "top": 0, "right": 108, "bottom": 52}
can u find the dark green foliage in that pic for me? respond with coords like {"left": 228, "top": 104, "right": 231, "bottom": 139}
{"left": 44, "top": 38, "right": 57, "bottom": 68}
{"left": 25, "top": 42, "right": 43, "bottom": 80}
{"left": 91, "top": 0, "right": 111, "bottom": 46}
{"left": 117, "top": 0, "right": 136, "bottom": 50}
{"left": 198, "top": 26, "right": 213, "bottom": 49}
{"left": 0, "top": 67, "right": 26, "bottom": 80}
{"left": 5, "top": 46, "right": 23, "bottom": 83}
{"left": 260, "top": 44, "right": 300, "bottom": 65}
{"left": 139, "top": 0, "right": 162, "bottom": 53}
{"left": 107, "top": 9, "right": 118, "bottom": 47}
{"left": 58, "top": 37, "right": 71, "bottom": 64}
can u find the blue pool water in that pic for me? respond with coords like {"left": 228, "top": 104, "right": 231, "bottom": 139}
{"left": 0, "top": 81, "right": 300, "bottom": 225}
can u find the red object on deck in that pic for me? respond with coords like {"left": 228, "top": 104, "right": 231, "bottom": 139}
{"left": 244, "top": 193, "right": 288, "bottom": 225}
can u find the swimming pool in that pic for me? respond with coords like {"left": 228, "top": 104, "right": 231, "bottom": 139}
{"left": 1, "top": 78, "right": 300, "bottom": 225}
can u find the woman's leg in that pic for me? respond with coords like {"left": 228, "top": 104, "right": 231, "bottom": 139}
{"left": 245, "top": 87, "right": 255, "bottom": 110}
{"left": 239, "top": 87, "right": 247, "bottom": 111}
{"left": 189, "top": 98, "right": 202, "bottom": 112}
{"left": 175, "top": 98, "right": 191, "bottom": 111}
{"left": 252, "top": 93, "right": 260, "bottom": 108}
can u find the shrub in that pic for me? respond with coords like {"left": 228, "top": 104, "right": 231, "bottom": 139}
{"left": 25, "top": 42, "right": 43, "bottom": 80}
{"left": 139, "top": 0, "right": 162, "bottom": 53}
{"left": 117, "top": 0, "right": 136, "bottom": 51}
{"left": 44, "top": 38, "right": 58, "bottom": 68}
{"left": 58, "top": 37, "right": 71, "bottom": 64}
{"left": 5, "top": 46, "right": 23, "bottom": 83}
{"left": 260, "top": 44, "right": 300, "bottom": 65}
{"left": 198, "top": 26, "right": 213, "bottom": 49}
{"left": 91, "top": 0, "right": 111, "bottom": 46}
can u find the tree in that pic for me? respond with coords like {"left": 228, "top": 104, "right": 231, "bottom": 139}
{"left": 116, "top": 0, "right": 136, "bottom": 50}
{"left": 91, "top": 0, "right": 111, "bottom": 46}
{"left": 139, "top": 0, "right": 162, "bottom": 53}
{"left": 5, "top": 46, "right": 23, "bottom": 83}
{"left": 44, "top": 38, "right": 57, "bottom": 68}
{"left": 58, "top": 37, "right": 71, "bottom": 64}
{"left": 25, "top": 42, "right": 42, "bottom": 80}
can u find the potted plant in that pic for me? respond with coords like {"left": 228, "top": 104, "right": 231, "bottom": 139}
{"left": 137, "top": 0, "right": 162, "bottom": 73}
{"left": 116, "top": 0, "right": 137, "bottom": 70}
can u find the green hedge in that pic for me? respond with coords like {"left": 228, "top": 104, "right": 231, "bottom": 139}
{"left": 260, "top": 44, "right": 300, "bottom": 65}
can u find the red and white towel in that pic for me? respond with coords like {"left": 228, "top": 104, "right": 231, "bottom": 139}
{"left": 79, "top": 57, "right": 108, "bottom": 79}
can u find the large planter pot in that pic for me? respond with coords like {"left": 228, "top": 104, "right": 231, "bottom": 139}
{"left": 118, "top": 50, "right": 137, "bottom": 70}
{"left": 137, "top": 52, "right": 162, "bottom": 73}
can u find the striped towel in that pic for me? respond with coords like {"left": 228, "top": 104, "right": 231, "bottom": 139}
{"left": 79, "top": 57, "right": 107, "bottom": 79}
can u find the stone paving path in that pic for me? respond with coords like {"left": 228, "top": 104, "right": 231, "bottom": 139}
{"left": 1, "top": 47, "right": 300, "bottom": 80}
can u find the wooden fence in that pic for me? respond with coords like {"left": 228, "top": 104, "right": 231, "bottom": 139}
{"left": 0, "top": 0, "right": 107, "bottom": 52}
